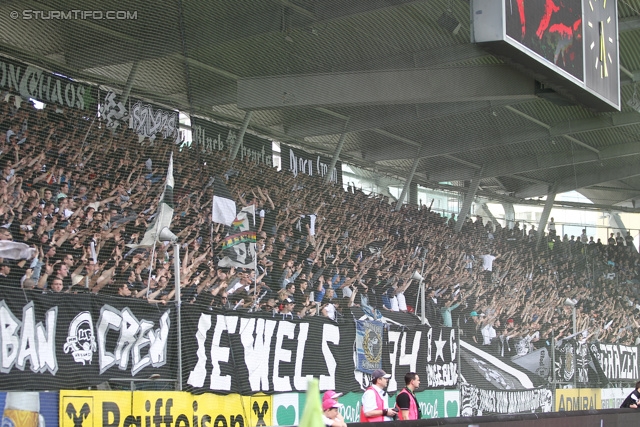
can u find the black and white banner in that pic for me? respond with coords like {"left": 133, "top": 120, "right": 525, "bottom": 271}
{"left": 591, "top": 343, "right": 639, "bottom": 381}
{"left": 181, "top": 307, "right": 457, "bottom": 395}
{"left": 553, "top": 339, "right": 606, "bottom": 386}
{"left": 511, "top": 346, "right": 552, "bottom": 380}
{"left": 98, "top": 91, "right": 179, "bottom": 142}
{"left": 460, "top": 384, "right": 553, "bottom": 416}
{"left": 0, "top": 288, "right": 174, "bottom": 390}
{"left": 0, "top": 56, "right": 96, "bottom": 111}
{"left": 6, "top": 288, "right": 627, "bottom": 393}
{"left": 129, "top": 99, "right": 178, "bottom": 141}
{"left": 191, "top": 117, "right": 273, "bottom": 167}
{"left": 459, "top": 340, "right": 545, "bottom": 390}
{"left": 280, "top": 143, "right": 342, "bottom": 185}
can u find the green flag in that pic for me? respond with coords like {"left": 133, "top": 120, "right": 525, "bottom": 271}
{"left": 299, "top": 378, "right": 324, "bottom": 427}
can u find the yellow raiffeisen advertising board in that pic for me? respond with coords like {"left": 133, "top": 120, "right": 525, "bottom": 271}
{"left": 60, "top": 391, "right": 272, "bottom": 427}
{"left": 555, "top": 388, "right": 601, "bottom": 411}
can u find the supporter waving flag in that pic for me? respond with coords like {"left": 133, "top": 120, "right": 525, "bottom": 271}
{"left": 127, "top": 152, "right": 174, "bottom": 249}
{"left": 218, "top": 207, "right": 257, "bottom": 268}
{"left": 212, "top": 176, "right": 236, "bottom": 226}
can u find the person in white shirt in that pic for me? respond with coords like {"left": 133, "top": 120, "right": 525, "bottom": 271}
{"left": 481, "top": 318, "right": 498, "bottom": 346}
{"left": 480, "top": 251, "right": 499, "bottom": 283}
{"left": 394, "top": 276, "right": 413, "bottom": 312}
{"left": 322, "top": 396, "right": 346, "bottom": 427}
{"left": 361, "top": 369, "right": 397, "bottom": 422}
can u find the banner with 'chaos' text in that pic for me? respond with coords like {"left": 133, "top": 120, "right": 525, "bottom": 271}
{"left": 0, "top": 56, "right": 96, "bottom": 111}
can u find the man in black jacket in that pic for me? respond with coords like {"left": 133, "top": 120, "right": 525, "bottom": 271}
{"left": 425, "top": 287, "right": 441, "bottom": 328}
{"left": 621, "top": 381, "right": 640, "bottom": 408}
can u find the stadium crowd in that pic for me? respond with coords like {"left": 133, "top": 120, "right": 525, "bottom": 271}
{"left": 0, "top": 96, "right": 640, "bottom": 358}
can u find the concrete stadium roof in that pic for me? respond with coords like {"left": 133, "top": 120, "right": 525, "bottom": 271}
{"left": 2, "top": 0, "right": 640, "bottom": 209}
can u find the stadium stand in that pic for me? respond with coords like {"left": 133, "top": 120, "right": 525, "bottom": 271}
{"left": 0, "top": 95, "right": 638, "bottom": 349}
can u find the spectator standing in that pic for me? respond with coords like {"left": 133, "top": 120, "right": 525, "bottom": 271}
{"left": 480, "top": 250, "right": 498, "bottom": 284}
{"left": 425, "top": 287, "right": 440, "bottom": 328}
{"left": 548, "top": 217, "right": 556, "bottom": 238}
{"left": 395, "top": 372, "right": 422, "bottom": 420}
{"left": 360, "top": 369, "right": 397, "bottom": 422}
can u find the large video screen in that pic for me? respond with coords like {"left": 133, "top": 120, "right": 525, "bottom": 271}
{"left": 504, "top": 0, "right": 584, "bottom": 81}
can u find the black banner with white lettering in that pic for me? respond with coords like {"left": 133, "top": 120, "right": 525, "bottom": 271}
{"left": 0, "top": 287, "right": 174, "bottom": 390}
{"left": 128, "top": 98, "right": 179, "bottom": 142}
{"left": 181, "top": 307, "right": 457, "bottom": 395}
{"left": 590, "top": 342, "right": 639, "bottom": 382}
{"left": 97, "top": 91, "right": 179, "bottom": 142}
{"left": 1, "top": 287, "right": 557, "bottom": 394}
{"left": 0, "top": 56, "right": 96, "bottom": 111}
{"left": 279, "top": 143, "right": 342, "bottom": 185}
{"left": 191, "top": 117, "right": 273, "bottom": 167}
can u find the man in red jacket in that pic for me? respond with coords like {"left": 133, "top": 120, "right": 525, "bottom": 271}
{"left": 360, "top": 369, "right": 397, "bottom": 422}
{"left": 395, "top": 372, "right": 422, "bottom": 420}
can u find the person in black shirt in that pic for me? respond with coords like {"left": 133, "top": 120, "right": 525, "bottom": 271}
{"left": 0, "top": 262, "right": 13, "bottom": 287}
{"left": 621, "top": 381, "right": 640, "bottom": 408}
{"left": 395, "top": 372, "right": 422, "bottom": 420}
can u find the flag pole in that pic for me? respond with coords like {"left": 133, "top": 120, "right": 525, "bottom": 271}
{"left": 172, "top": 240, "right": 182, "bottom": 391}
{"left": 146, "top": 244, "right": 156, "bottom": 298}
{"left": 146, "top": 196, "right": 166, "bottom": 298}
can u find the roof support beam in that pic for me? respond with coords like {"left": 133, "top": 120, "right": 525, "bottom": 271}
{"left": 548, "top": 112, "right": 640, "bottom": 136}
{"left": 429, "top": 140, "right": 640, "bottom": 182}
{"left": 121, "top": 61, "right": 140, "bottom": 106}
{"left": 479, "top": 203, "right": 498, "bottom": 228}
{"left": 360, "top": 107, "right": 639, "bottom": 164}
{"left": 237, "top": 65, "right": 536, "bottom": 110}
{"left": 455, "top": 166, "right": 484, "bottom": 233}
{"left": 365, "top": 125, "right": 549, "bottom": 163}
{"left": 504, "top": 106, "right": 599, "bottom": 154}
{"left": 536, "top": 184, "right": 557, "bottom": 250}
{"left": 515, "top": 162, "right": 640, "bottom": 198}
{"left": 502, "top": 202, "right": 515, "bottom": 230}
{"left": 609, "top": 212, "right": 627, "bottom": 233}
{"left": 229, "top": 111, "right": 253, "bottom": 161}
{"left": 395, "top": 152, "right": 421, "bottom": 211}
{"left": 325, "top": 129, "right": 349, "bottom": 184}
{"left": 286, "top": 101, "right": 501, "bottom": 138}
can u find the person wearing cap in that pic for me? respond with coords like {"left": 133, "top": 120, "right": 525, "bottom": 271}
{"left": 360, "top": 369, "right": 397, "bottom": 422}
{"left": 322, "top": 391, "right": 346, "bottom": 427}
{"left": 322, "top": 398, "right": 347, "bottom": 427}
{"left": 395, "top": 372, "right": 421, "bottom": 420}
{"left": 277, "top": 297, "right": 296, "bottom": 319}
{"left": 323, "top": 390, "right": 343, "bottom": 402}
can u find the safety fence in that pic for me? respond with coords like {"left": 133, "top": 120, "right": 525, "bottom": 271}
{"left": 1, "top": 289, "right": 639, "bottom": 421}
